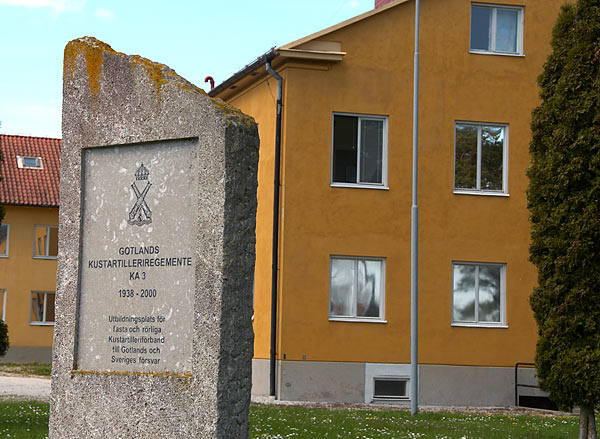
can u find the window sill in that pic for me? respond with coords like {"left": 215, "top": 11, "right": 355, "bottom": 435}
{"left": 453, "top": 190, "right": 509, "bottom": 197}
{"left": 329, "top": 317, "right": 387, "bottom": 323}
{"left": 32, "top": 256, "right": 58, "bottom": 260}
{"left": 452, "top": 323, "right": 508, "bottom": 329}
{"left": 30, "top": 322, "right": 55, "bottom": 326}
{"left": 469, "top": 50, "right": 525, "bottom": 57}
{"left": 0, "top": 255, "right": 7, "bottom": 258}
{"left": 331, "top": 183, "right": 389, "bottom": 190}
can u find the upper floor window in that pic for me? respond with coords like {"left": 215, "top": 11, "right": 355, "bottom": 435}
{"left": 17, "top": 155, "right": 44, "bottom": 170}
{"left": 0, "top": 224, "right": 8, "bottom": 257}
{"left": 331, "top": 113, "right": 388, "bottom": 188}
{"left": 454, "top": 122, "right": 508, "bottom": 195}
{"left": 33, "top": 225, "right": 58, "bottom": 259}
{"left": 452, "top": 262, "right": 506, "bottom": 327}
{"left": 470, "top": 4, "right": 524, "bottom": 55}
{"left": 330, "top": 256, "right": 385, "bottom": 322}
{"left": 30, "top": 291, "right": 55, "bottom": 325}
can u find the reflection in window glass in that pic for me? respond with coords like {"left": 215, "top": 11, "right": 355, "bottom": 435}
{"left": 455, "top": 125, "right": 478, "bottom": 190}
{"left": 360, "top": 119, "right": 384, "bottom": 184}
{"left": 481, "top": 126, "right": 504, "bottom": 190}
{"left": 330, "top": 257, "right": 384, "bottom": 320}
{"left": 455, "top": 123, "right": 506, "bottom": 193}
{"left": 330, "top": 258, "right": 355, "bottom": 317}
{"left": 31, "top": 292, "right": 55, "bottom": 324}
{"left": 453, "top": 264, "right": 476, "bottom": 322}
{"left": 33, "top": 225, "right": 58, "bottom": 258}
{"left": 0, "top": 290, "right": 6, "bottom": 321}
{"left": 453, "top": 263, "right": 504, "bottom": 325}
{"left": 0, "top": 225, "right": 8, "bottom": 257}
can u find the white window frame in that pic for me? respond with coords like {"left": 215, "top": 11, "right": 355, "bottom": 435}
{"left": 32, "top": 225, "right": 58, "bottom": 259}
{"left": 451, "top": 261, "right": 507, "bottom": 328}
{"left": 329, "top": 255, "right": 386, "bottom": 323}
{"left": 453, "top": 121, "right": 509, "bottom": 196}
{"left": 470, "top": 3, "right": 524, "bottom": 56}
{"left": 373, "top": 377, "right": 410, "bottom": 401}
{"left": 331, "top": 112, "right": 389, "bottom": 190}
{"left": 30, "top": 291, "right": 55, "bottom": 326}
{"left": 0, "top": 290, "right": 6, "bottom": 322}
{"left": 0, "top": 224, "right": 9, "bottom": 257}
{"left": 17, "top": 155, "right": 44, "bottom": 170}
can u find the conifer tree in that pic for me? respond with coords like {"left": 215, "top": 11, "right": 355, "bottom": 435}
{"left": 528, "top": 1, "right": 600, "bottom": 438}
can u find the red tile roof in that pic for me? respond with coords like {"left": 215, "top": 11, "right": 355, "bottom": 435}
{"left": 0, "top": 134, "right": 61, "bottom": 207}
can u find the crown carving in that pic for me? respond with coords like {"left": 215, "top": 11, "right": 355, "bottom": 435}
{"left": 135, "top": 163, "right": 149, "bottom": 180}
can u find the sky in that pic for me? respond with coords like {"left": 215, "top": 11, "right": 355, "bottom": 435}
{"left": 0, "top": 0, "right": 373, "bottom": 138}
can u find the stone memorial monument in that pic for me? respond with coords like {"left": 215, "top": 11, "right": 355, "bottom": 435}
{"left": 49, "top": 37, "right": 259, "bottom": 438}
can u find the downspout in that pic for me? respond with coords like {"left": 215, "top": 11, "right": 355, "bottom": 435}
{"left": 266, "top": 59, "right": 282, "bottom": 398}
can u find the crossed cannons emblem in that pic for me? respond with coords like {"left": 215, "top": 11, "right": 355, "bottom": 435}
{"left": 128, "top": 164, "right": 153, "bottom": 226}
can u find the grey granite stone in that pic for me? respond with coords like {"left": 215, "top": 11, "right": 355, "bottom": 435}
{"left": 49, "top": 37, "right": 258, "bottom": 439}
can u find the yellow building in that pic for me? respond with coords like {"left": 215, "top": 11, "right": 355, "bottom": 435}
{"left": 0, "top": 134, "right": 60, "bottom": 363}
{"left": 210, "top": 0, "right": 567, "bottom": 405}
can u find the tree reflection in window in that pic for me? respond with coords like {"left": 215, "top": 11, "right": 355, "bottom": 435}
{"left": 453, "top": 263, "right": 503, "bottom": 324}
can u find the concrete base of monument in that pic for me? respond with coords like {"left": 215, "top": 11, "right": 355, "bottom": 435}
{"left": 254, "top": 360, "right": 548, "bottom": 407}
{"left": 1, "top": 346, "right": 52, "bottom": 364}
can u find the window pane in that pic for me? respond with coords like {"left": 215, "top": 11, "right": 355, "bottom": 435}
{"left": 23, "top": 157, "right": 39, "bottom": 167}
{"left": 359, "top": 119, "right": 384, "bottom": 184}
{"left": 455, "top": 124, "right": 478, "bottom": 189}
{"left": 0, "top": 225, "right": 8, "bottom": 256}
{"left": 330, "top": 259, "right": 355, "bottom": 317}
{"left": 34, "top": 226, "right": 48, "bottom": 257}
{"left": 0, "top": 290, "right": 5, "bottom": 321}
{"left": 481, "top": 126, "right": 504, "bottom": 191}
{"left": 31, "top": 293, "right": 45, "bottom": 322}
{"left": 374, "top": 379, "right": 407, "bottom": 398}
{"left": 48, "top": 227, "right": 59, "bottom": 257}
{"left": 496, "top": 9, "right": 518, "bottom": 53}
{"left": 471, "top": 6, "right": 491, "bottom": 51}
{"left": 453, "top": 264, "right": 476, "bottom": 322}
{"left": 333, "top": 115, "right": 358, "bottom": 183}
{"left": 478, "top": 265, "right": 501, "bottom": 322}
{"left": 357, "top": 260, "right": 381, "bottom": 317}
{"left": 45, "top": 293, "right": 56, "bottom": 323}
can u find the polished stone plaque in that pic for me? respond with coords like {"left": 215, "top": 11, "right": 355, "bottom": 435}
{"left": 77, "top": 139, "right": 197, "bottom": 373}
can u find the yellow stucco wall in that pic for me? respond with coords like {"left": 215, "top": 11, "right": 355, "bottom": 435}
{"left": 222, "top": 0, "right": 567, "bottom": 368}
{"left": 0, "top": 205, "right": 57, "bottom": 347}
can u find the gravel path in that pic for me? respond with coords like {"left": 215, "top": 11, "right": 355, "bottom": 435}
{"left": 0, "top": 373, "right": 51, "bottom": 401}
{"left": 0, "top": 375, "right": 575, "bottom": 419}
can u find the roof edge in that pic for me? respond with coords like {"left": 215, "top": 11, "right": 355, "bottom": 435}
{"left": 209, "top": 48, "right": 278, "bottom": 98}
{"left": 278, "top": 0, "right": 410, "bottom": 50}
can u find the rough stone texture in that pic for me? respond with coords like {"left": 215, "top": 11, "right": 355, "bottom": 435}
{"left": 49, "top": 37, "right": 258, "bottom": 439}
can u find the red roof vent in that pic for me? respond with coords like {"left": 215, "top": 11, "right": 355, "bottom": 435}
{"left": 375, "top": 0, "right": 395, "bottom": 7}
{"left": 0, "top": 134, "right": 61, "bottom": 207}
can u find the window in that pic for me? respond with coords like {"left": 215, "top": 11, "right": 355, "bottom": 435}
{"left": 332, "top": 113, "right": 388, "bottom": 187}
{"left": 0, "top": 290, "right": 5, "bottom": 321}
{"left": 454, "top": 122, "right": 507, "bottom": 194}
{"left": 452, "top": 262, "right": 506, "bottom": 326}
{"left": 30, "top": 291, "right": 55, "bottom": 325}
{"left": 33, "top": 225, "right": 58, "bottom": 258}
{"left": 329, "top": 256, "right": 385, "bottom": 321}
{"left": 373, "top": 378, "right": 409, "bottom": 400}
{"left": 470, "top": 4, "right": 524, "bottom": 55}
{"left": 0, "top": 224, "right": 8, "bottom": 257}
{"left": 17, "top": 155, "right": 44, "bottom": 169}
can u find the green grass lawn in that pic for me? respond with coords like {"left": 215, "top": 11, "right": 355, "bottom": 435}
{"left": 0, "top": 362, "right": 52, "bottom": 377}
{"left": 0, "top": 401, "right": 578, "bottom": 439}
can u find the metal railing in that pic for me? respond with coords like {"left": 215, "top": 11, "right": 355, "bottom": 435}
{"left": 515, "top": 362, "right": 538, "bottom": 406}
